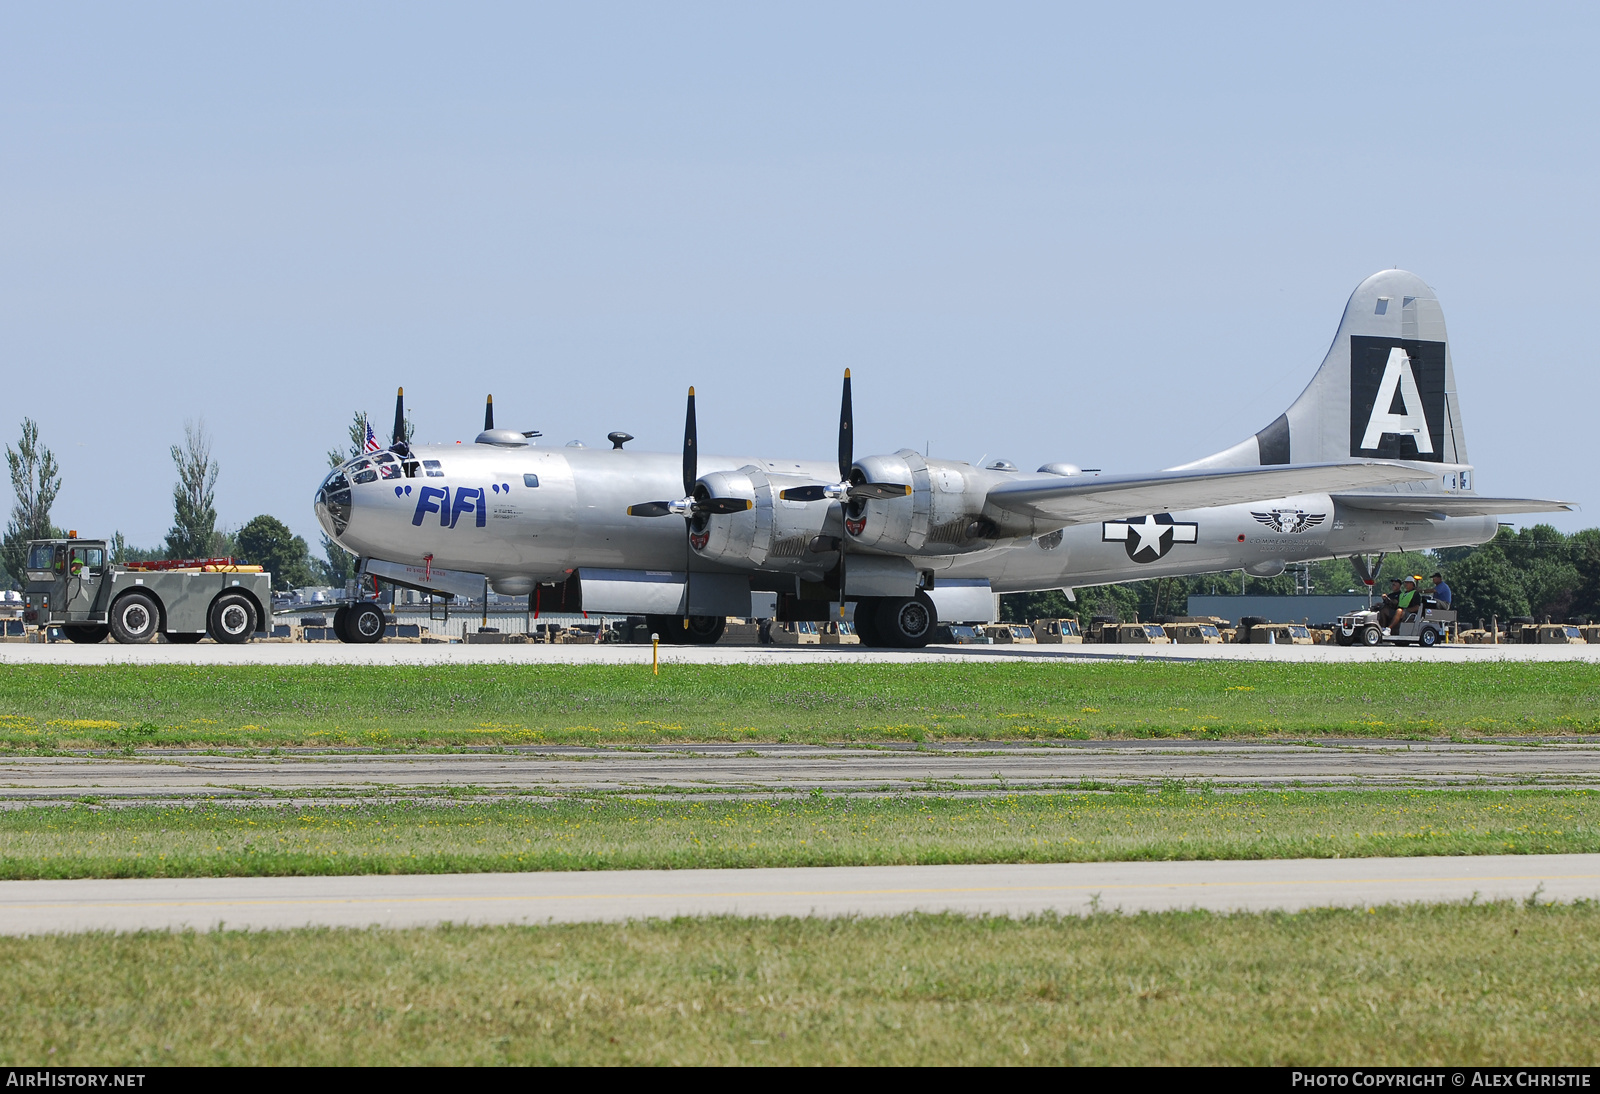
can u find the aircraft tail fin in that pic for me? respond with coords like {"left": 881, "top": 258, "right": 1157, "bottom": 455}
{"left": 1175, "top": 269, "right": 1469, "bottom": 471}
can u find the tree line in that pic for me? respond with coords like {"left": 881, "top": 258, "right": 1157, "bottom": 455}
{"left": 1, "top": 412, "right": 399, "bottom": 593}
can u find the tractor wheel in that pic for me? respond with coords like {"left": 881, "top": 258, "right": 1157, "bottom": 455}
{"left": 63, "top": 624, "right": 109, "bottom": 644}
{"left": 109, "top": 592, "right": 161, "bottom": 644}
{"left": 208, "top": 593, "right": 257, "bottom": 644}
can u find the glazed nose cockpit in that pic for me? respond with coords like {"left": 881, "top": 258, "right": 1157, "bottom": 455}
{"left": 314, "top": 468, "right": 353, "bottom": 538}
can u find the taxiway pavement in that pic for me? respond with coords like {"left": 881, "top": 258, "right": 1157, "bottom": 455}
{"left": 2, "top": 641, "right": 1597, "bottom": 666}
{"left": 1, "top": 854, "right": 1591, "bottom": 933}
{"left": 5, "top": 740, "right": 1597, "bottom": 805}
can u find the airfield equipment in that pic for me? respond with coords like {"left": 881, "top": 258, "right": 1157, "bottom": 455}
{"left": 21, "top": 537, "right": 272, "bottom": 644}
{"left": 1030, "top": 618, "right": 1084, "bottom": 644}
{"left": 1334, "top": 605, "right": 1457, "bottom": 648}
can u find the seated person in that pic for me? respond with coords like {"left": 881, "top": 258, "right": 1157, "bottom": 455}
{"left": 1430, "top": 572, "right": 1452, "bottom": 610}
{"left": 1380, "top": 578, "right": 1401, "bottom": 624}
{"left": 1389, "top": 578, "right": 1421, "bottom": 631}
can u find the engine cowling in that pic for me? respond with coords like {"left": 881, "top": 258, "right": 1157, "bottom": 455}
{"left": 842, "top": 450, "right": 1045, "bottom": 556}
{"left": 690, "top": 466, "right": 839, "bottom": 577}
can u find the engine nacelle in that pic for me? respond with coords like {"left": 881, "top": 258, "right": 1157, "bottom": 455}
{"left": 690, "top": 466, "right": 839, "bottom": 578}
{"left": 843, "top": 450, "right": 1047, "bottom": 556}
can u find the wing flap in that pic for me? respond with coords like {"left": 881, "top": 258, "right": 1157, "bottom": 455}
{"left": 1331, "top": 494, "right": 1575, "bottom": 517}
{"left": 986, "top": 461, "right": 1431, "bottom": 524}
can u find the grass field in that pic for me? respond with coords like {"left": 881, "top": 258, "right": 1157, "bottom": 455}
{"left": 2, "top": 661, "right": 1599, "bottom": 749}
{"left": 5, "top": 788, "right": 1595, "bottom": 879}
{"left": 3, "top": 902, "right": 1594, "bottom": 1065}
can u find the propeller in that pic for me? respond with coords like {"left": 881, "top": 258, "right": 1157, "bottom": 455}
{"left": 484, "top": 394, "right": 494, "bottom": 431}
{"left": 777, "top": 370, "right": 911, "bottom": 626}
{"left": 625, "top": 387, "right": 754, "bottom": 519}
{"left": 390, "top": 387, "right": 410, "bottom": 456}
{"left": 624, "top": 387, "right": 754, "bottom": 632}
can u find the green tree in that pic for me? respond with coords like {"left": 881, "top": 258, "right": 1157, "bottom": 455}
{"left": 165, "top": 420, "right": 219, "bottom": 559}
{"left": 1446, "top": 545, "right": 1530, "bottom": 626}
{"left": 236, "top": 515, "right": 314, "bottom": 591}
{"left": 1, "top": 419, "right": 62, "bottom": 588}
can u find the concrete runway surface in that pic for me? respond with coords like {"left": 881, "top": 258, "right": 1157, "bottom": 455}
{"left": 1, "top": 854, "right": 1592, "bottom": 933}
{"left": 2, "top": 641, "right": 1596, "bottom": 666}
{"left": 4, "top": 740, "right": 1598, "bottom": 804}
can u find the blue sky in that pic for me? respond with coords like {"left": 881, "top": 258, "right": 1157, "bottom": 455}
{"left": 2, "top": 2, "right": 1595, "bottom": 549}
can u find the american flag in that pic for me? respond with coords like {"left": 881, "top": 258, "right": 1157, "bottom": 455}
{"left": 363, "top": 417, "right": 380, "bottom": 453}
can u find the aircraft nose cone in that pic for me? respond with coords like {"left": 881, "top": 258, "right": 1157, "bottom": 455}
{"left": 315, "top": 469, "right": 353, "bottom": 540}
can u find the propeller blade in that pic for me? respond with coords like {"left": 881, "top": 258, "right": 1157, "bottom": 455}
{"left": 838, "top": 369, "right": 853, "bottom": 482}
{"left": 627, "top": 501, "right": 675, "bottom": 517}
{"left": 698, "top": 497, "right": 754, "bottom": 515}
{"left": 849, "top": 482, "right": 912, "bottom": 501}
{"left": 484, "top": 394, "right": 494, "bottom": 431}
{"left": 391, "top": 387, "right": 405, "bottom": 446}
{"left": 683, "top": 386, "right": 698, "bottom": 499}
{"left": 779, "top": 485, "right": 829, "bottom": 502}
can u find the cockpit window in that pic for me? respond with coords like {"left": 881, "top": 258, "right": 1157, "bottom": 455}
{"left": 352, "top": 468, "right": 379, "bottom": 484}
{"left": 422, "top": 460, "right": 445, "bottom": 478}
{"left": 373, "top": 452, "right": 396, "bottom": 465}
{"left": 379, "top": 462, "right": 402, "bottom": 479}
{"left": 321, "top": 470, "right": 349, "bottom": 493}
{"left": 26, "top": 544, "right": 54, "bottom": 571}
{"left": 344, "top": 458, "right": 372, "bottom": 473}
{"left": 523, "top": 474, "right": 539, "bottom": 488}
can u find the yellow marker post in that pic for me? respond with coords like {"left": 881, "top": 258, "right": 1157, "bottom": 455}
{"left": 651, "top": 633, "right": 660, "bottom": 675}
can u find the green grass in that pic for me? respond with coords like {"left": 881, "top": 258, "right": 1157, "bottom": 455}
{"left": 6, "top": 788, "right": 1597, "bottom": 879}
{"left": 3, "top": 662, "right": 1600, "bottom": 749}
{"left": 4, "top": 903, "right": 1596, "bottom": 1065}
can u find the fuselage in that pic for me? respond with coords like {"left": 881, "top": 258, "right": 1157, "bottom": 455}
{"left": 315, "top": 442, "right": 1497, "bottom": 600}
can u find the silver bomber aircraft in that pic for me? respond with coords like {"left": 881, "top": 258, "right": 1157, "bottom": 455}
{"left": 313, "top": 269, "right": 1570, "bottom": 646}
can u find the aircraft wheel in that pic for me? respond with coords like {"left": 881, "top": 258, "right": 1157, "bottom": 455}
{"left": 1418, "top": 626, "right": 1439, "bottom": 648}
{"left": 208, "top": 593, "right": 257, "bottom": 644}
{"left": 681, "top": 615, "right": 726, "bottom": 645}
{"left": 332, "top": 605, "right": 351, "bottom": 642}
{"left": 853, "top": 598, "right": 883, "bottom": 646}
{"left": 1361, "top": 625, "right": 1384, "bottom": 648}
{"left": 63, "top": 624, "right": 109, "bottom": 644}
{"left": 876, "top": 592, "right": 937, "bottom": 649}
{"left": 165, "top": 632, "right": 205, "bottom": 644}
{"left": 109, "top": 591, "right": 161, "bottom": 644}
{"left": 644, "top": 614, "right": 677, "bottom": 643}
{"left": 343, "top": 603, "right": 386, "bottom": 644}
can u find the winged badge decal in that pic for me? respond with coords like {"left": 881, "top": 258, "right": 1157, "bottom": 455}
{"left": 1250, "top": 509, "right": 1327, "bottom": 534}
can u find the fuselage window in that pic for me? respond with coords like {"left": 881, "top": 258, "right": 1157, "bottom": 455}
{"left": 523, "top": 473, "right": 540, "bottom": 488}
{"left": 423, "top": 460, "right": 445, "bottom": 478}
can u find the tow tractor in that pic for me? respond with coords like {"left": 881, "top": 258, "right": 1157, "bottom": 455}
{"left": 1334, "top": 602, "right": 1457, "bottom": 648}
{"left": 21, "top": 536, "right": 273, "bottom": 644}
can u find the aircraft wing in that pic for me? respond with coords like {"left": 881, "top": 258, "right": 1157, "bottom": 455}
{"left": 985, "top": 461, "right": 1431, "bottom": 524}
{"left": 1331, "top": 494, "right": 1575, "bottom": 518}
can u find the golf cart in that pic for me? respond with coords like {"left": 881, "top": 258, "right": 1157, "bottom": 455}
{"left": 1335, "top": 604, "right": 1456, "bottom": 648}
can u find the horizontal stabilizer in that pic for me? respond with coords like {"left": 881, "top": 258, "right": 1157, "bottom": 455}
{"left": 986, "top": 461, "right": 1430, "bottom": 525}
{"left": 1332, "top": 494, "right": 1575, "bottom": 518}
